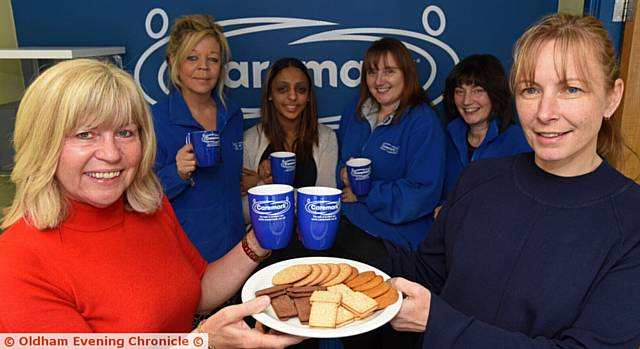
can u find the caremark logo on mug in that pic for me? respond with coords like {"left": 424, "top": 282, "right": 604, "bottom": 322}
{"left": 280, "top": 158, "right": 296, "bottom": 172}
{"left": 304, "top": 199, "right": 341, "bottom": 216}
{"left": 350, "top": 167, "right": 371, "bottom": 180}
{"left": 201, "top": 132, "right": 220, "bottom": 146}
{"left": 251, "top": 198, "right": 292, "bottom": 217}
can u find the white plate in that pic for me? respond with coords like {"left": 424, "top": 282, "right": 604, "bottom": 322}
{"left": 241, "top": 256, "right": 402, "bottom": 338}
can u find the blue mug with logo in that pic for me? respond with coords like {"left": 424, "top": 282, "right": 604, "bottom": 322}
{"left": 248, "top": 184, "right": 295, "bottom": 249}
{"left": 297, "top": 186, "right": 342, "bottom": 250}
{"left": 270, "top": 151, "right": 296, "bottom": 185}
{"left": 186, "top": 130, "right": 221, "bottom": 167}
{"left": 346, "top": 158, "right": 372, "bottom": 196}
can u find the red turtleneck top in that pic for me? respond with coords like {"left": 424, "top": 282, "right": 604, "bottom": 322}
{"left": 0, "top": 196, "right": 207, "bottom": 332}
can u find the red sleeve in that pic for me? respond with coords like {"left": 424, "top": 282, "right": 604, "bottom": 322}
{"left": 159, "top": 196, "right": 208, "bottom": 280}
{"left": 0, "top": 222, "right": 93, "bottom": 332}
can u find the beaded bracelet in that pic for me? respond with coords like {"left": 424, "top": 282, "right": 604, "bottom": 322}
{"left": 242, "top": 234, "right": 272, "bottom": 263}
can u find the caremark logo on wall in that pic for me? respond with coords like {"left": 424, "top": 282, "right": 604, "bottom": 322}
{"left": 135, "top": 6, "right": 459, "bottom": 128}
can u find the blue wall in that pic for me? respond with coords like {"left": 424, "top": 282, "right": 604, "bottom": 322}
{"left": 11, "top": 0, "right": 558, "bottom": 129}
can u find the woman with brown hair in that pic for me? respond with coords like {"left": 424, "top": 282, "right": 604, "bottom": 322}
{"left": 381, "top": 14, "right": 640, "bottom": 349}
{"left": 332, "top": 37, "right": 446, "bottom": 261}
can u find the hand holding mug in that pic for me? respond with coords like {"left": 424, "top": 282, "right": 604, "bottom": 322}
{"left": 340, "top": 166, "right": 351, "bottom": 187}
{"left": 270, "top": 152, "right": 296, "bottom": 185}
{"left": 241, "top": 168, "right": 260, "bottom": 196}
{"left": 346, "top": 158, "right": 372, "bottom": 196}
{"left": 341, "top": 186, "right": 357, "bottom": 203}
{"left": 186, "top": 130, "right": 221, "bottom": 167}
{"left": 258, "top": 159, "right": 273, "bottom": 184}
{"left": 176, "top": 143, "right": 196, "bottom": 180}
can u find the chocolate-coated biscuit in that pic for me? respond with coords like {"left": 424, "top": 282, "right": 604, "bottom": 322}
{"left": 271, "top": 294, "right": 298, "bottom": 320}
{"left": 255, "top": 284, "right": 292, "bottom": 297}
{"left": 287, "top": 285, "right": 327, "bottom": 293}
{"left": 293, "top": 297, "right": 312, "bottom": 323}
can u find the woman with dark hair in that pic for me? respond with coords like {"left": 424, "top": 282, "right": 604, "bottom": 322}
{"left": 242, "top": 57, "right": 337, "bottom": 193}
{"left": 241, "top": 57, "right": 338, "bottom": 258}
{"left": 332, "top": 37, "right": 446, "bottom": 260}
{"left": 442, "top": 54, "right": 530, "bottom": 197}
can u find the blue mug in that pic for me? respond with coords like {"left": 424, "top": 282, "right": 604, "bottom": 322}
{"left": 297, "top": 186, "right": 342, "bottom": 250}
{"left": 346, "top": 158, "right": 372, "bottom": 196}
{"left": 270, "top": 151, "right": 296, "bottom": 185}
{"left": 186, "top": 130, "right": 221, "bottom": 167}
{"left": 248, "top": 184, "right": 295, "bottom": 249}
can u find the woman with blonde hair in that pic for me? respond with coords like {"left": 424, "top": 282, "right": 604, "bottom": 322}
{"left": 153, "top": 14, "right": 245, "bottom": 262}
{"left": 0, "top": 59, "right": 302, "bottom": 349}
{"left": 379, "top": 14, "right": 640, "bottom": 349}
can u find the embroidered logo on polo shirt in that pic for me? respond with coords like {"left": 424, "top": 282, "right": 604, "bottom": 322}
{"left": 380, "top": 142, "right": 399, "bottom": 154}
{"left": 233, "top": 141, "right": 244, "bottom": 151}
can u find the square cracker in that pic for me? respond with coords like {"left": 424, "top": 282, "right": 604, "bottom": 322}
{"left": 341, "top": 291, "right": 378, "bottom": 315}
{"left": 310, "top": 290, "right": 342, "bottom": 304}
{"left": 309, "top": 302, "right": 338, "bottom": 328}
{"left": 336, "top": 306, "right": 355, "bottom": 327}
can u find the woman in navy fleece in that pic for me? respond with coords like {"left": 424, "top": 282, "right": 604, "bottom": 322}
{"left": 330, "top": 37, "right": 446, "bottom": 262}
{"left": 381, "top": 14, "right": 640, "bottom": 349}
{"left": 152, "top": 15, "right": 245, "bottom": 262}
{"left": 442, "top": 54, "right": 530, "bottom": 197}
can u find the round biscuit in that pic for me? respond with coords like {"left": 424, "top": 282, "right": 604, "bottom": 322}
{"left": 319, "top": 264, "right": 340, "bottom": 285}
{"left": 346, "top": 270, "right": 375, "bottom": 289}
{"left": 322, "top": 263, "right": 353, "bottom": 286}
{"left": 353, "top": 275, "right": 383, "bottom": 292}
{"left": 308, "top": 264, "right": 330, "bottom": 286}
{"left": 374, "top": 287, "right": 399, "bottom": 309}
{"left": 272, "top": 264, "right": 312, "bottom": 285}
{"left": 363, "top": 280, "right": 390, "bottom": 298}
{"left": 293, "top": 264, "right": 321, "bottom": 287}
{"left": 344, "top": 266, "right": 359, "bottom": 283}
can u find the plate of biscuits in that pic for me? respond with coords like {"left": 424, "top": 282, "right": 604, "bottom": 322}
{"left": 241, "top": 256, "right": 402, "bottom": 338}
